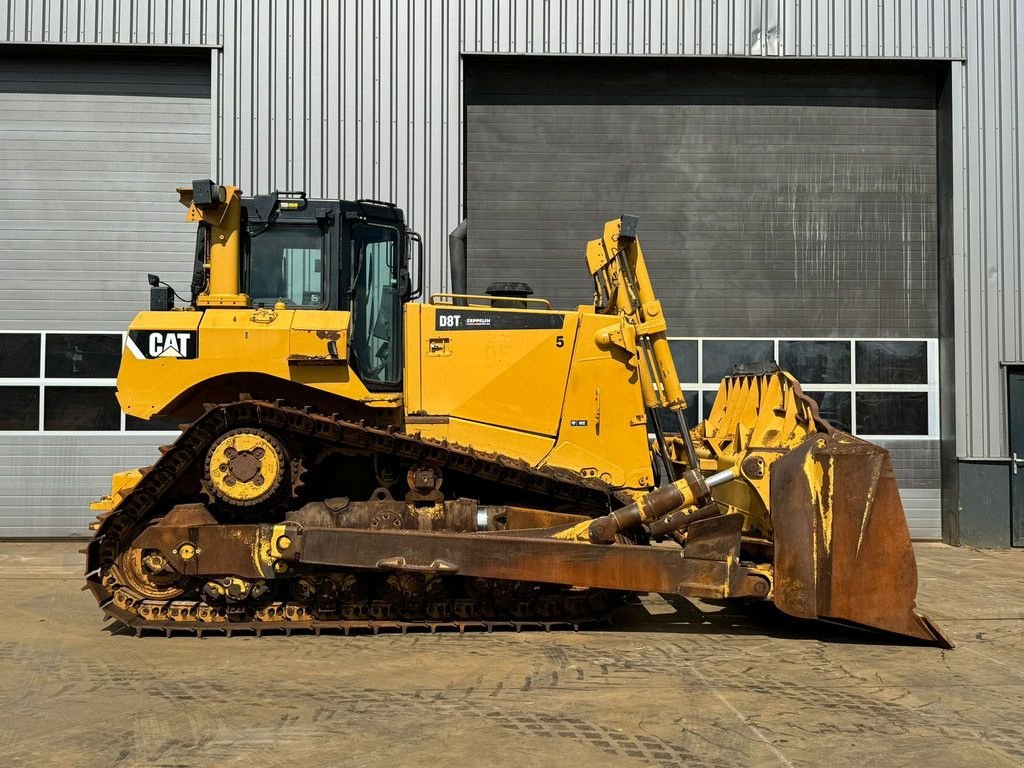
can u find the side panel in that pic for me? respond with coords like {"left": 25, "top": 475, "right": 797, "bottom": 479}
{"left": 543, "top": 313, "right": 652, "bottom": 490}
{"left": 289, "top": 311, "right": 350, "bottom": 364}
{"left": 117, "top": 308, "right": 398, "bottom": 420}
{"left": 416, "top": 304, "right": 578, "bottom": 438}
{"left": 119, "top": 311, "right": 203, "bottom": 417}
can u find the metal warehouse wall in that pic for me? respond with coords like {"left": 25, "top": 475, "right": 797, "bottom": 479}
{"left": 6, "top": 0, "right": 952, "bottom": 315}
{"left": 205, "top": 0, "right": 968, "bottom": 306}
{"left": 955, "top": 4, "right": 1024, "bottom": 459}
{"left": 0, "top": 0, "right": 971, "bottom": 312}
{"left": 0, "top": 48, "right": 212, "bottom": 535}
{"left": 2, "top": 0, "right": 958, "bottom": 296}
{"left": 5, "top": 0, "right": 1024, "bottom": 533}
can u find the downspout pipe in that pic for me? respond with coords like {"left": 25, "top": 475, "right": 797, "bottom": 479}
{"left": 448, "top": 219, "right": 468, "bottom": 305}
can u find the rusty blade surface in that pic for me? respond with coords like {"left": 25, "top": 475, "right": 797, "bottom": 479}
{"left": 770, "top": 432, "right": 952, "bottom": 648}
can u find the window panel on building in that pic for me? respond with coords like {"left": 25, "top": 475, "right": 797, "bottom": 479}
{"left": 702, "top": 390, "right": 718, "bottom": 418}
{"left": 43, "top": 386, "right": 120, "bottom": 430}
{"left": 683, "top": 391, "right": 700, "bottom": 423}
{"left": 779, "top": 340, "right": 851, "bottom": 384}
{"left": 648, "top": 391, "right": 701, "bottom": 435}
{"left": 702, "top": 340, "right": 774, "bottom": 383}
{"left": 126, "top": 414, "right": 182, "bottom": 432}
{"left": 804, "top": 390, "right": 852, "bottom": 433}
{"left": 0, "top": 386, "right": 40, "bottom": 430}
{"left": 45, "top": 334, "right": 122, "bottom": 379}
{"left": 855, "top": 392, "right": 929, "bottom": 435}
{"left": 0, "top": 333, "right": 41, "bottom": 378}
{"left": 855, "top": 341, "right": 927, "bottom": 385}
{"left": 668, "top": 340, "right": 698, "bottom": 383}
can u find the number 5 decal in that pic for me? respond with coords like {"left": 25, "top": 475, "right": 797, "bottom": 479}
{"left": 555, "top": 335, "right": 565, "bottom": 348}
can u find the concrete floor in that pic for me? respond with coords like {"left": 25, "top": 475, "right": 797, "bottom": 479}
{"left": 0, "top": 543, "right": 1022, "bottom": 767}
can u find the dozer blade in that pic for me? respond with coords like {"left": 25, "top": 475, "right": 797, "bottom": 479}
{"left": 770, "top": 432, "right": 952, "bottom": 648}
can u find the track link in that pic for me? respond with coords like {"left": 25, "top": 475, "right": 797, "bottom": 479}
{"left": 102, "top": 589, "right": 631, "bottom": 637}
{"left": 85, "top": 399, "right": 629, "bottom": 635}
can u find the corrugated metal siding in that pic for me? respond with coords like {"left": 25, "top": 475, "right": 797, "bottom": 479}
{"left": 0, "top": 434, "right": 167, "bottom": 536}
{"left": 464, "top": 57, "right": 938, "bottom": 337}
{"left": 0, "top": 0, "right": 965, "bottom": 58}
{"left": 896, "top": 487, "right": 941, "bottom": 539}
{"left": 1, "top": 0, "right": 220, "bottom": 46}
{"left": 955, "top": 2, "right": 1024, "bottom": 459}
{"left": 217, "top": 0, "right": 462, "bottom": 296}
{"left": 461, "top": 0, "right": 965, "bottom": 58}
{"left": 0, "top": 3, "right": 974, "bottom": 385}
{"left": 0, "top": 52, "right": 211, "bottom": 331}
{"left": 0, "top": 52, "right": 208, "bottom": 536}
{"left": 880, "top": 439, "right": 941, "bottom": 539}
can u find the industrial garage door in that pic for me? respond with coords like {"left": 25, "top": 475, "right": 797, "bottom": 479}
{"left": 0, "top": 51, "right": 210, "bottom": 536}
{"left": 465, "top": 58, "right": 941, "bottom": 538}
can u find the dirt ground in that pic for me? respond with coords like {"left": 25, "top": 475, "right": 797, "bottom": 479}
{"left": 0, "top": 541, "right": 1021, "bottom": 768}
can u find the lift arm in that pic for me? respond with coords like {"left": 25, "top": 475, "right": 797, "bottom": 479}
{"left": 586, "top": 216, "right": 699, "bottom": 471}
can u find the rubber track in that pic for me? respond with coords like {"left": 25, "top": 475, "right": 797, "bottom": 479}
{"left": 84, "top": 399, "right": 629, "bottom": 635}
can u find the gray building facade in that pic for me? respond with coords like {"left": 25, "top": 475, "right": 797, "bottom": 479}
{"left": 0, "top": 0, "right": 1018, "bottom": 547}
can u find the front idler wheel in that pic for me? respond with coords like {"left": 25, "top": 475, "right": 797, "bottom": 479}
{"left": 113, "top": 546, "right": 193, "bottom": 601}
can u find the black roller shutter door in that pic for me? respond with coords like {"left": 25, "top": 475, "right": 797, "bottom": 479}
{"left": 464, "top": 57, "right": 938, "bottom": 338}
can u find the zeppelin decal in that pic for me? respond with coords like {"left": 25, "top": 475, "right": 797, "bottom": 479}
{"left": 127, "top": 330, "right": 199, "bottom": 360}
{"left": 433, "top": 309, "right": 565, "bottom": 331}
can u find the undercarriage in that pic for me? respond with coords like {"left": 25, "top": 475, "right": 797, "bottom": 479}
{"left": 85, "top": 398, "right": 771, "bottom": 637}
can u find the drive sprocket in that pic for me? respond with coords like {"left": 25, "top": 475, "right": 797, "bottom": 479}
{"left": 204, "top": 427, "right": 289, "bottom": 507}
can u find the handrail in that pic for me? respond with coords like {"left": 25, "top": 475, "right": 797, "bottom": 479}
{"left": 429, "top": 293, "right": 553, "bottom": 310}
{"left": 958, "top": 456, "right": 1015, "bottom": 462}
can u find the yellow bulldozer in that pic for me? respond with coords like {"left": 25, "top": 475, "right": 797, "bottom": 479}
{"left": 84, "top": 180, "right": 950, "bottom": 646}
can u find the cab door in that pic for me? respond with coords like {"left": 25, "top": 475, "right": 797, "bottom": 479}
{"left": 347, "top": 220, "right": 404, "bottom": 390}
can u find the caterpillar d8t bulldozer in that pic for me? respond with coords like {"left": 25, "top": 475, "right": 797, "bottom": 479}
{"left": 84, "top": 179, "right": 950, "bottom": 647}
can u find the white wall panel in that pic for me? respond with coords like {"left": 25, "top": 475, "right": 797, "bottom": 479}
{"left": 0, "top": 53, "right": 211, "bottom": 330}
{"left": 0, "top": 51, "right": 209, "bottom": 536}
{"left": 0, "top": 434, "right": 167, "bottom": 536}
{"left": 1, "top": 0, "right": 221, "bottom": 46}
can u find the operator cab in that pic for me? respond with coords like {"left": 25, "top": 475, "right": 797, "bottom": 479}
{"left": 221, "top": 191, "right": 420, "bottom": 391}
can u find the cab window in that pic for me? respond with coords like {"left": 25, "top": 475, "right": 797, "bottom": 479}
{"left": 247, "top": 224, "right": 324, "bottom": 307}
